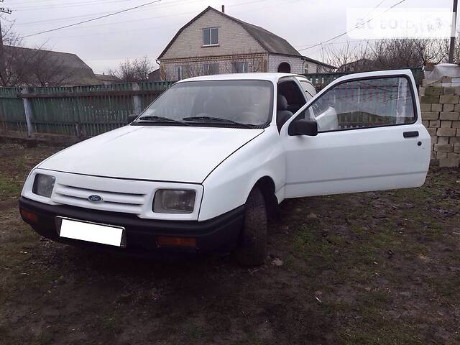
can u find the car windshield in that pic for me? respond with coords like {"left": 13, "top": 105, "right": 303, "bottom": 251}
{"left": 136, "top": 80, "right": 273, "bottom": 127}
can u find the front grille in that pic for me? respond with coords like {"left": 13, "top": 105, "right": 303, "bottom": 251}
{"left": 53, "top": 183, "right": 148, "bottom": 214}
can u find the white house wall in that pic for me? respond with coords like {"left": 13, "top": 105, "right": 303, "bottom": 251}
{"left": 161, "top": 10, "right": 265, "bottom": 60}
{"left": 267, "top": 55, "right": 305, "bottom": 74}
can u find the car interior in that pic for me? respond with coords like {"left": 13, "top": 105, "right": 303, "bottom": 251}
{"left": 276, "top": 79, "right": 307, "bottom": 131}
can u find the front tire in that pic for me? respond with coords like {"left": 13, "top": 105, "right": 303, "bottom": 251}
{"left": 235, "top": 187, "right": 267, "bottom": 266}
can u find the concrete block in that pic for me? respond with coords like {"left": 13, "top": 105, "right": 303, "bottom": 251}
{"left": 440, "top": 95, "right": 459, "bottom": 104}
{"left": 454, "top": 143, "right": 460, "bottom": 153}
{"left": 452, "top": 121, "right": 460, "bottom": 129}
{"left": 438, "top": 137, "right": 449, "bottom": 145}
{"left": 439, "top": 157, "right": 460, "bottom": 167}
{"left": 437, "top": 128, "right": 457, "bottom": 136}
{"left": 429, "top": 120, "right": 440, "bottom": 127}
{"left": 426, "top": 127, "right": 437, "bottom": 136}
{"left": 432, "top": 104, "right": 442, "bottom": 112}
{"left": 436, "top": 152, "right": 448, "bottom": 159}
{"left": 422, "top": 120, "right": 429, "bottom": 127}
{"left": 420, "top": 103, "right": 431, "bottom": 112}
{"left": 425, "top": 86, "right": 443, "bottom": 96}
{"left": 434, "top": 144, "right": 453, "bottom": 152}
{"left": 421, "top": 112, "right": 439, "bottom": 120}
{"left": 439, "top": 112, "right": 460, "bottom": 120}
{"left": 441, "top": 121, "right": 453, "bottom": 128}
{"left": 443, "top": 104, "right": 455, "bottom": 112}
{"left": 421, "top": 95, "right": 440, "bottom": 104}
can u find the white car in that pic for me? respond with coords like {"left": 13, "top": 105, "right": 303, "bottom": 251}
{"left": 19, "top": 70, "right": 430, "bottom": 265}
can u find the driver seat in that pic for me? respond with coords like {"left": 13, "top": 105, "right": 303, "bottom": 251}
{"left": 277, "top": 95, "right": 293, "bottom": 131}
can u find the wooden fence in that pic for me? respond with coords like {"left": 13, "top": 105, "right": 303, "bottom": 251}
{"left": 0, "top": 81, "right": 173, "bottom": 138}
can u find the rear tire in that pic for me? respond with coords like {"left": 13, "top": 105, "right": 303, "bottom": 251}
{"left": 235, "top": 187, "right": 267, "bottom": 266}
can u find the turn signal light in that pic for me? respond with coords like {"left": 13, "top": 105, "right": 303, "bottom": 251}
{"left": 157, "top": 236, "right": 196, "bottom": 248}
{"left": 20, "top": 209, "right": 38, "bottom": 223}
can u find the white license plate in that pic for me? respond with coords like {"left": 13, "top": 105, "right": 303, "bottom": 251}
{"left": 58, "top": 217, "right": 125, "bottom": 247}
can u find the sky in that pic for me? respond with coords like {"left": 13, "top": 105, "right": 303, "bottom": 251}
{"left": 2, "top": 0, "right": 454, "bottom": 74}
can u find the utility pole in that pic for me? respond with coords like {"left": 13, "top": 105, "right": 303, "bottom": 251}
{"left": 0, "top": 2, "right": 12, "bottom": 84}
{"left": 449, "top": 0, "right": 458, "bottom": 63}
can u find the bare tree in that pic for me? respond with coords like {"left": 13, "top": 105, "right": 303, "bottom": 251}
{"left": 323, "top": 38, "right": 450, "bottom": 73}
{"left": 109, "top": 57, "right": 154, "bottom": 82}
{"left": 1, "top": 22, "right": 82, "bottom": 87}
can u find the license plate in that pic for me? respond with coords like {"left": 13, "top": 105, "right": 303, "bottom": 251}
{"left": 57, "top": 217, "right": 125, "bottom": 247}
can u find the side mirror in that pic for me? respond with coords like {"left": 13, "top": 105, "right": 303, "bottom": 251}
{"left": 127, "top": 114, "right": 138, "bottom": 124}
{"left": 288, "top": 119, "right": 318, "bottom": 136}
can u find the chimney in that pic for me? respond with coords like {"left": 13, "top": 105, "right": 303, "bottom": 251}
{"left": 221, "top": 5, "right": 225, "bottom": 13}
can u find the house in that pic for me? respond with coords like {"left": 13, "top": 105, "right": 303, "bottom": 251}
{"left": 158, "top": 6, "right": 335, "bottom": 81}
{"left": 4, "top": 45, "right": 100, "bottom": 86}
{"left": 95, "top": 73, "right": 121, "bottom": 85}
{"left": 148, "top": 69, "right": 161, "bottom": 81}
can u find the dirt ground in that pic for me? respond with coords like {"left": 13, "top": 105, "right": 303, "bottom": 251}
{"left": 0, "top": 142, "right": 459, "bottom": 345}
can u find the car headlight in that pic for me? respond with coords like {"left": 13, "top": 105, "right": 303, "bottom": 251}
{"left": 32, "top": 174, "right": 56, "bottom": 198}
{"left": 153, "top": 189, "right": 196, "bottom": 214}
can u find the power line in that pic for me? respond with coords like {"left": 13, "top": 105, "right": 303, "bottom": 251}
{"left": 22, "top": 0, "right": 270, "bottom": 37}
{"left": 12, "top": 0, "right": 136, "bottom": 12}
{"left": 15, "top": 0, "right": 200, "bottom": 26}
{"left": 23, "top": 0, "right": 163, "bottom": 38}
{"left": 296, "top": 0, "right": 409, "bottom": 52}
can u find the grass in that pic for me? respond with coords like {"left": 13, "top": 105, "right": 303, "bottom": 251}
{"left": 0, "top": 174, "right": 20, "bottom": 200}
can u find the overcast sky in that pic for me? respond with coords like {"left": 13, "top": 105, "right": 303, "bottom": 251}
{"left": 4, "top": 0, "right": 453, "bottom": 73}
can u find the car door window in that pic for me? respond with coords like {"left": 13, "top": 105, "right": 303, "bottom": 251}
{"left": 297, "top": 76, "right": 416, "bottom": 132}
{"left": 299, "top": 80, "right": 315, "bottom": 100}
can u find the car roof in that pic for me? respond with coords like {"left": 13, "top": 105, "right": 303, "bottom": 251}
{"left": 176, "top": 73, "right": 311, "bottom": 85}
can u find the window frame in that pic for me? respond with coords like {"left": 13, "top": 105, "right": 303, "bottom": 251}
{"left": 232, "top": 61, "right": 249, "bottom": 73}
{"left": 177, "top": 66, "right": 184, "bottom": 80}
{"left": 202, "top": 63, "right": 219, "bottom": 75}
{"left": 293, "top": 74, "right": 418, "bottom": 134}
{"left": 202, "top": 27, "right": 219, "bottom": 47}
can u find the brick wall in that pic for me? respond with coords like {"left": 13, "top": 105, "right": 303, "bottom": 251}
{"left": 420, "top": 85, "right": 460, "bottom": 168}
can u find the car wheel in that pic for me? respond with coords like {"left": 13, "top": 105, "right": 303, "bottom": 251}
{"left": 235, "top": 186, "right": 267, "bottom": 266}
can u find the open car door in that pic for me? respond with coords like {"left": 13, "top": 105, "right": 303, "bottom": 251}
{"left": 281, "top": 69, "right": 431, "bottom": 198}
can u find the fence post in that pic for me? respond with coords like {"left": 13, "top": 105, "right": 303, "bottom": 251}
{"left": 21, "top": 87, "right": 34, "bottom": 138}
{"left": 132, "top": 83, "right": 142, "bottom": 115}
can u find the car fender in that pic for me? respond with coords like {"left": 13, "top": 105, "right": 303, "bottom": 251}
{"left": 199, "top": 126, "right": 285, "bottom": 221}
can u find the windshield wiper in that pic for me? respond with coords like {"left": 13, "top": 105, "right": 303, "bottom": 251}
{"left": 136, "top": 115, "right": 188, "bottom": 125}
{"left": 182, "top": 116, "right": 255, "bottom": 128}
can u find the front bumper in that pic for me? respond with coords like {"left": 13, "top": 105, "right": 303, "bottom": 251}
{"left": 19, "top": 197, "right": 244, "bottom": 255}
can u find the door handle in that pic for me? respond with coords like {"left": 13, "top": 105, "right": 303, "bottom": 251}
{"left": 403, "top": 131, "right": 419, "bottom": 138}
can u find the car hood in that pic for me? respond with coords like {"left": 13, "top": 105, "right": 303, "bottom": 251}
{"left": 39, "top": 125, "right": 264, "bottom": 183}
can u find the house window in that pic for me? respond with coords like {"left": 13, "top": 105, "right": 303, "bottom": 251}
{"left": 203, "top": 63, "right": 219, "bottom": 75}
{"left": 232, "top": 62, "right": 248, "bottom": 73}
{"left": 203, "top": 27, "right": 218, "bottom": 46}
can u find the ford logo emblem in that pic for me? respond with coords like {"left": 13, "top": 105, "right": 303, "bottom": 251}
{"left": 88, "top": 195, "right": 103, "bottom": 203}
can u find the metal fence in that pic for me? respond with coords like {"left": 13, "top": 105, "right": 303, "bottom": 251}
{"left": 0, "top": 81, "right": 173, "bottom": 138}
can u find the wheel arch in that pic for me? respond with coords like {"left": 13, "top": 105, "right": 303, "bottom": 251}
{"left": 252, "top": 176, "right": 280, "bottom": 222}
